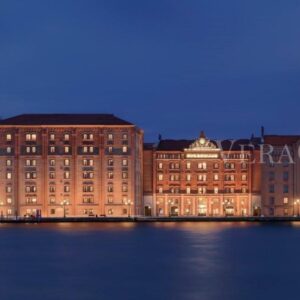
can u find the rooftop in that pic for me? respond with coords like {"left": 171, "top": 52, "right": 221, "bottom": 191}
{"left": 0, "top": 114, "right": 133, "bottom": 126}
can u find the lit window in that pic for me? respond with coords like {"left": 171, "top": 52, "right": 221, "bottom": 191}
{"left": 6, "top": 134, "right": 12, "bottom": 141}
{"left": 283, "top": 197, "right": 288, "bottom": 204}
{"left": 108, "top": 159, "right": 113, "bottom": 166}
{"left": 64, "top": 146, "right": 70, "bottom": 154}
{"left": 6, "top": 186, "right": 12, "bottom": 193}
{"left": 6, "top": 147, "right": 12, "bottom": 154}
{"left": 6, "top": 159, "right": 12, "bottom": 166}
{"left": 214, "top": 187, "right": 219, "bottom": 194}
{"left": 122, "top": 159, "right": 128, "bottom": 166}
{"left": 186, "top": 187, "right": 191, "bottom": 194}
{"left": 186, "top": 174, "right": 191, "bottom": 181}
{"left": 108, "top": 172, "right": 113, "bottom": 179}
{"left": 49, "top": 172, "right": 55, "bottom": 179}
{"left": 122, "top": 184, "right": 128, "bottom": 192}
{"left": 49, "top": 133, "right": 55, "bottom": 141}
{"left": 64, "top": 133, "right": 70, "bottom": 141}
{"left": 64, "top": 159, "right": 70, "bottom": 166}
{"left": 122, "top": 133, "right": 128, "bottom": 140}
{"left": 122, "top": 172, "right": 128, "bottom": 179}
{"left": 158, "top": 162, "right": 163, "bottom": 169}
{"left": 158, "top": 174, "right": 163, "bottom": 181}
{"left": 108, "top": 133, "right": 113, "bottom": 141}
{"left": 7, "top": 197, "right": 12, "bottom": 204}
{"left": 242, "top": 174, "right": 247, "bottom": 181}
{"left": 122, "top": 146, "right": 127, "bottom": 153}
{"left": 64, "top": 171, "right": 70, "bottom": 179}
{"left": 107, "top": 185, "right": 113, "bottom": 192}
{"left": 49, "top": 159, "right": 55, "bottom": 166}
{"left": 6, "top": 172, "right": 12, "bottom": 180}
{"left": 186, "top": 162, "right": 191, "bottom": 169}
{"left": 64, "top": 185, "right": 70, "bottom": 193}
{"left": 26, "top": 133, "right": 37, "bottom": 141}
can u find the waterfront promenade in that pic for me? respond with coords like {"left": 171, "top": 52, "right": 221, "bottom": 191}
{"left": 1, "top": 216, "right": 300, "bottom": 223}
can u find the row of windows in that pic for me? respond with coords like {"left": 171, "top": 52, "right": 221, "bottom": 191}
{"left": 158, "top": 174, "right": 247, "bottom": 181}
{"left": 269, "top": 184, "right": 289, "bottom": 193}
{"left": 157, "top": 187, "right": 248, "bottom": 194}
{"left": 268, "top": 171, "right": 289, "bottom": 181}
{"left": 5, "top": 132, "right": 129, "bottom": 142}
{"left": 158, "top": 162, "right": 247, "bottom": 170}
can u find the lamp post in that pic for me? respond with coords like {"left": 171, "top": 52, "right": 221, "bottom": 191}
{"left": 124, "top": 199, "right": 132, "bottom": 217}
{"left": 168, "top": 199, "right": 171, "bottom": 217}
{"left": 156, "top": 201, "right": 160, "bottom": 216}
{"left": 295, "top": 199, "right": 300, "bottom": 217}
{"left": 60, "top": 200, "right": 69, "bottom": 218}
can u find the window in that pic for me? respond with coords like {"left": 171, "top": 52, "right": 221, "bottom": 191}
{"left": 122, "top": 172, "right": 128, "bottom": 179}
{"left": 283, "top": 185, "right": 289, "bottom": 194}
{"left": 158, "top": 186, "right": 163, "bottom": 193}
{"left": 6, "top": 133, "right": 12, "bottom": 141}
{"left": 214, "top": 187, "right": 219, "bottom": 194}
{"left": 108, "top": 146, "right": 113, "bottom": 153}
{"left": 242, "top": 187, "right": 247, "bottom": 193}
{"left": 158, "top": 174, "right": 163, "bottom": 181}
{"left": 64, "top": 133, "right": 70, "bottom": 141}
{"left": 64, "top": 146, "right": 70, "bottom": 154}
{"left": 26, "top": 146, "right": 36, "bottom": 154}
{"left": 269, "top": 184, "right": 275, "bottom": 193}
{"left": 122, "top": 146, "right": 128, "bottom": 153}
{"left": 6, "top": 186, "right": 12, "bottom": 193}
{"left": 49, "top": 172, "right": 55, "bottom": 179}
{"left": 198, "top": 162, "right": 207, "bottom": 169}
{"left": 107, "top": 184, "right": 113, "bottom": 192}
{"left": 107, "top": 172, "right": 113, "bottom": 179}
{"left": 64, "top": 171, "right": 70, "bottom": 179}
{"left": 50, "top": 198, "right": 56, "bottom": 204}
{"left": 269, "top": 197, "right": 275, "bottom": 205}
{"left": 50, "top": 209, "right": 56, "bottom": 215}
{"left": 122, "top": 184, "right": 128, "bottom": 192}
{"left": 50, "top": 146, "right": 55, "bottom": 153}
{"left": 107, "top": 196, "right": 113, "bottom": 203}
{"left": 83, "top": 197, "right": 94, "bottom": 204}
{"left": 186, "top": 174, "right": 191, "bottom": 181}
{"left": 83, "top": 133, "right": 93, "bottom": 140}
{"left": 64, "top": 185, "right": 70, "bottom": 193}
{"left": 213, "top": 174, "right": 219, "bottom": 181}
{"left": 7, "top": 197, "right": 12, "bottom": 204}
{"left": 26, "top": 133, "right": 37, "bottom": 141}
{"left": 6, "top": 147, "right": 12, "bottom": 154}
{"left": 49, "top": 186, "right": 56, "bottom": 193}
{"left": 198, "top": 187, "right": 206, "bottom": 194}
{"left": 108, "top": 133, "right": 113, "bottom": 141}
{"left": 122, "top": 159, "right": 128, "bottom": 166}
{"left": 186, "top": 187, "right": 191, "bottom": 194}
{"left": 83, "top": 185, "right": 93, "bottom": 193}
{"left": 198, "top": 174, "right": 207, "bottom": 181}
{"left": 242, "top": 174, "right": 247, "bottom": 181}
{"left": 64, "top": 159, "right": 70, "bottom": 166}
{"left": 283, "top": 172, "right": 289, "bottom": 181}
{"left": 25, "top": 186, "right": 37, "bottom": 193}
{"left": 283, "top": 197, "right": 289, "bottom": 204}
{"left": 49, "top": 133, "right": 55, "bottom": 141}
{"left": 83, "top": 159, "right": 93, "bottom": 166}
{"left": 158, "top": 162, "right": 163, "bottom": 169}
{"left": 269, "top": 171, "right": 275, "bottom": 181}
{"left": 186, "top": 162, "right": 191, "bottom": 169}
{"left": 6, "top": 159, "right": 12, "bottom": 166}
{"left": 83, "top": 146, "right": 94, "bottom": 154}
{"left": 49, "top": 159, "right": 55, "bottom": 166}
{"left": 108, "top": 159, "right": 114, "bottom": 166}
{"left": 122, "top": 133, "right": 128, "bottom": 140}
{"left": 213, "top": 163, "right": 219, "bottom": 169}
{"left": 26, "top": 197, "right": 37, "bottom": 204}
{"left": 83, "top": 171, "right": 93, "bottom": 179}
{"left": 6, "top": 172, "right": 12, "bottom": 180}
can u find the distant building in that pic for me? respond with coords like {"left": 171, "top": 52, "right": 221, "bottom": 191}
{"left": 143, "top": 132, "right": 262, "bottom": 217}
{"left": 0, "top": 114, "right": 143, "bottom": 217}
{"left": 261, "top": 135, "right": 300, "bottom": 216}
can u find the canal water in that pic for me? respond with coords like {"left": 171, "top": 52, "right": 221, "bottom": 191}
{"left": 0, "top": 222, "right": 299, "bottom": 300}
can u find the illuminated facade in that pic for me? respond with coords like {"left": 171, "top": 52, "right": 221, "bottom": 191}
{"left": 144, "top": 132, "right": 262, "bottom": 217}
{"left": 0, "top": 114, "right": 143, "bottom": 217}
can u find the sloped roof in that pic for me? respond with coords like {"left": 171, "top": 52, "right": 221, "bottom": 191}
{"left": 0, "top": 114, "right": 133, "bottom": 126}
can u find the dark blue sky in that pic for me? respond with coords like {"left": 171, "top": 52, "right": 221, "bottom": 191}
{"left": 1, "top": 0, "right": 300, "bottom": 141}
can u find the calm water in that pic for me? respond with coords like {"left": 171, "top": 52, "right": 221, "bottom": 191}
{"left": 0, "top": 222, "right": 299, "bottom": 300}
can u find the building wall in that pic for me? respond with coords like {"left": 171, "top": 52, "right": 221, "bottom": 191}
{"left": 0, "top": 125, "right": 143, "bottom": 217}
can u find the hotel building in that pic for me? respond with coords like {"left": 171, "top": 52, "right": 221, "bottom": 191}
{"left": 144, "top": 132, "right": 262, "bottom": 217}
{"left": 0, "top": 114, "right": 143, "bottom": 217}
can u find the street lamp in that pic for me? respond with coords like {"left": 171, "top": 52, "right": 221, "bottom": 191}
{"left": 60, "top": 200, "right": 69, "bottom": 218}
{"left": 124, "top": 199, "right": 132, "bottom": 217}
{"left": 294, "top": 199, "right": 300, "bottom": 217}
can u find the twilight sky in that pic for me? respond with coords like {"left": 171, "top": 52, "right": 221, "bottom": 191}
{"left": 1, "top": 0, "right": 300, "bottom": 141}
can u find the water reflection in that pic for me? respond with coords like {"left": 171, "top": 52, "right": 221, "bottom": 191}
{"left": 0, "top": 222, "right": 299, "bottom": 300}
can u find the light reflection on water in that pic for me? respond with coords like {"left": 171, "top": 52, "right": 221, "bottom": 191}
{"left": 0, "top": 222, "right": 299, "bottom": 300}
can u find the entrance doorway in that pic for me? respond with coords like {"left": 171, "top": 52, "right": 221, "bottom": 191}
{"left": 144, "top": 206, "right": 152, "bottom": 217}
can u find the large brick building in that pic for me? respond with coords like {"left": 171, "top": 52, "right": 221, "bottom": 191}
{"left": 143, "top": 132, "right": 262, "bottom": 217}
{"left": 0, "top": 114, "right": 143, "bottom": 217}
